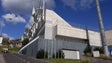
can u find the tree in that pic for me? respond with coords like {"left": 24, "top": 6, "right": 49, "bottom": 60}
{"left": 94, "top": 47, "right": 104, "bottom": 54}
{"left": 2, "top": 38, "right": 10, "bottom": 45}
{"left": 84, "top": 43, "right": 92, "bottom": 55}
{"left": 22, "top": 38, "right": 29, "bottom": 47}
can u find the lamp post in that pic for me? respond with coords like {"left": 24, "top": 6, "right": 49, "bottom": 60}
{"left": 96, "top": 0, "right": 109, "bottom": 56}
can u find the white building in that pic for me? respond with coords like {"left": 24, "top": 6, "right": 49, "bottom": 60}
{"left": 19, "top": 1, "right": 102, "bottom": 59}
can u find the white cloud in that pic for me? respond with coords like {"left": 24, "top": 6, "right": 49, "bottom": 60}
{"left": 2, "top": 33, "right": 14, "bottom": 40}
{"left": 61, "top": 0, "right": 77, "bottom": 10}
{"left": 61, "top": 0, "right": 104, "bottom": 10}
{"left": 1, "top": 0, "right": 55, "bottom": 14}
{"left": 80, "top": 0, "right": 94, "bottom": 9}
{"left": 0, "top": 21, "right": 5, "bottom": 27}
{"left": 2, "top": 13, "right": 26, "bottom": 23}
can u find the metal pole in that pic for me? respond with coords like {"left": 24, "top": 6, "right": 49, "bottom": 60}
{"left": 96, "top": 0, "right": 109, "bottom": 56}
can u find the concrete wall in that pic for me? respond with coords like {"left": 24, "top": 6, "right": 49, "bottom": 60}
{"left": 44, "top": 20, "right": 57, "bottom": 40}
{"left": 44, "top": 23, "right": 102, "bottom": 47}
{"left": 46, "top": 9, "right": 72, "bottom": 27}
{"left": 38, "top": 36, "right": 87, "bottom": 56}
{"left": 21, "top": 36, "right": 87, "bottom": 58}
{"left": 55, "top": 36, "right": 87, "bottom": 55}
{"left": 88, "top": 30, "right": 102, "bottom": 46}
{"left": 105, "top": 30, "right": 112, "bottom": 46}
{"left": 45, "top": 10, "right": 102, "bottom": 46}
{"left": 57, "top": 25, "right": 87, "bottom": 39}
{"left": 44, "top": 21, "right": 102, "bottom": 47}
{"left": 44, "top": 21, "right": 54, "bottom": 39}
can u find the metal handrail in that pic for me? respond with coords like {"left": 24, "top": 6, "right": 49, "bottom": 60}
{"left": 18, "top": 36, "right": 39, "bottom": 53}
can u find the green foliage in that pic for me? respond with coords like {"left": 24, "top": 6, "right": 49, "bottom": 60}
{"left": 56, "top": 50, "right": 64, "bottom": 58}
{"left": 8, "top": 47, "right": 21, "bottom": 53}
{"left": 22, "top": 38, "right": 29, "bottom": 46}
{"left": 100, "top": 54, "right": 112, "bottom": 60}
{"left": 94, "top": 47, "right": 104, "bottom": 54}
{"left": 2, "top": 38, "right": 10, "bottom": 45}
{"left": 84, "top": 45, "right": 92, "bottom": 55}
{"left": 36, "top": 49, "right": 48, "bottom": 59}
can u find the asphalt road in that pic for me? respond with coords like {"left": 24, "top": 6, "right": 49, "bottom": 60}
{"left": 3, "top": 53, "right": 51, "bottom": 63}
{"left": 2, "top": 53, "right": 112, "bottom": 63}
{"left": 0, "top": 53, "right": 5, "bottom": 63}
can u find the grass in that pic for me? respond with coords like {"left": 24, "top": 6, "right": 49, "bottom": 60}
{"left": 0, "top": 44, "right": 21, "bottom": 53}
{"left": 100, "top": 54, "right": 112, "bottom": 60}
{"left": 8, "top": 47, "right": 21, "bottom": 53}
{"left": 45, "top": 59, "right": 90, "bottom": 63}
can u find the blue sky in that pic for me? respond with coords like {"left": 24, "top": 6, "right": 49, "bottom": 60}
{"left": 0, "top": 0, "right": 112, "bottom": 39}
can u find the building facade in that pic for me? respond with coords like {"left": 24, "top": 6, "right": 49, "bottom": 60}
{"left": 19, "top": 1, "right": 102, "bottom": 58}
{"left": 105, "top": 30, "right": 112, "bottom": 52}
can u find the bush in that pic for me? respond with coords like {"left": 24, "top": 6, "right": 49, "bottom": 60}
{"left": 8, "top": 47, "right": 20, "bottom": 53}
{"left": 94, "top": 47, "right": 104, "bottom": 54}
{"left": 100, "top": 54, "right": 112, "bottom": 60}
{"left": 22, "top": 38, "right": 29, "bottom": 47}
{"left": 36, "top": 49, "right": 48, "bottom": 59}
{"left": 56, "top": 50, "right": 64, "bottom": 58}
{"left": 84, "top": 45, "right": 92, "bottom": 55}
{"left": 85, "top": 53, "right": 92, "bottom": 57}
{"left": 2, "top": 38, "right": 10, "bottom": 45}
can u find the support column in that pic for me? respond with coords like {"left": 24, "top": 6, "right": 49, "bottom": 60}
{"left": 96, "top": 0, "right": 109, "bottom": 56}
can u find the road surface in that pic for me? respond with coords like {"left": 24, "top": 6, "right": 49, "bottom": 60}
{"left": 2, "top": 53, "right": 51, "bottom": 63}
{"left": 1, "top": 53, "right": 112, "bottom": 63}
{"left": 0, "top": 53, "right": 5, "bottom": 63}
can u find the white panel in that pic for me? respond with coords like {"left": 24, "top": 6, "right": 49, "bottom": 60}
{"left": 0, "top": 37, "right": 3, "bottom": 44}
{"left": 62, "top": 50, "right": 80, "bottom": 60}
{"left": 88, "top": 30, "right": 102, "bottom": 46}
{"left": 57, "top": 25, "right": 87, "bottom": 39}
{"left": 93, "top": 51, "right": 100, "bottom": 57}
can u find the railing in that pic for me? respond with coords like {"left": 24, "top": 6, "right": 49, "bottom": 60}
{"left": 18, "top": 36, "right": 39, "bottom": 54}
{"left": 18, "top": 21, "right": 45, "bottom": 54}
